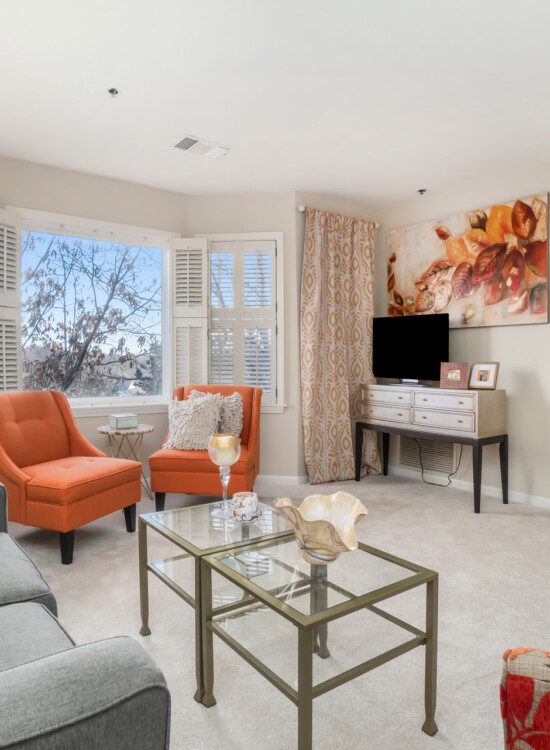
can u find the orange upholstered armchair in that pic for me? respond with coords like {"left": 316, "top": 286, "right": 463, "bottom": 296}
{"left": 149, "top": 385, "right": 261, "bottom": 511}
{"left": 0, "top": 390, "right": 142, "bottom": 564}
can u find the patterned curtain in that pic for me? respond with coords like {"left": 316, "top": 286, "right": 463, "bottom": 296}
{"left": 301, "top": 208, "right": 380, "bottom": 484}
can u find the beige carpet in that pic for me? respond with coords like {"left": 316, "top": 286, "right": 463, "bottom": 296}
{"left": 9, "top": 475, "right": 549, "bottom": 750}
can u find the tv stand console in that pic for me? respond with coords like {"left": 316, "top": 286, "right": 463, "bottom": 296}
{"left": 354, "top": 384, "right": 508, "bottom": 513}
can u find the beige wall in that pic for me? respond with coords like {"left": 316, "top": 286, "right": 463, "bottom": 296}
{"left": 376, "top": 171, "right": 550, "bottom": 505}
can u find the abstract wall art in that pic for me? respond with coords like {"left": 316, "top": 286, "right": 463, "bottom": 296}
{"left": 387, "top": 193, "right": 548, "bottom": 328}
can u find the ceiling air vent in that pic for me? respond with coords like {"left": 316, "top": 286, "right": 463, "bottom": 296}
{"left": 174, "top": 135, "right": 230, "bottom": 158}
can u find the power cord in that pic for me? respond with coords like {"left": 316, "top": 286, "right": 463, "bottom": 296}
{"left": 412, "top": 436, "right": 463, "bottom": 487}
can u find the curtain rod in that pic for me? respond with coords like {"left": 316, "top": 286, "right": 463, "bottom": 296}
{"left": 297, "top": 204, "right": 380, "bottom": 229}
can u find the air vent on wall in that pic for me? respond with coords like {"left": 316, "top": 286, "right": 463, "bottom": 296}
{"left": 174, "top": 135, "right": 230, "bottom": 158}
{"left": 399, "top": 436, "right": 456, "bottom": 475}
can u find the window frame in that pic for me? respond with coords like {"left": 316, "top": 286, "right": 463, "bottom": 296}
{"left": 196, "top": 231, "right": 285, "bottom": 414}
{"left": 11, "top": 207, "right": 178, "bottom": 413}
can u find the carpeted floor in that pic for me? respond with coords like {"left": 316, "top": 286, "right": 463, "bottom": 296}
{"left": 9, "top": 475, "right": 550, "bottom": 749}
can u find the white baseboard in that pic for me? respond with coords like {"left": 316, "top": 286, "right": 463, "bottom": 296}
{"left": 390, "top": 465, "right": 550, "bottom": 511}
{"left": 256, "top": 474, "right": 309, "bottom": 485}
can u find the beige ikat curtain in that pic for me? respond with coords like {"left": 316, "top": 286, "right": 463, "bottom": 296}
{"left": 301, "top": 208, "right": 381, "bottom": 484}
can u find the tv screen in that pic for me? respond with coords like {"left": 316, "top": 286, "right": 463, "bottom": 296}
{"left": 372, "top": 314, "right": 449, "bottom": 382}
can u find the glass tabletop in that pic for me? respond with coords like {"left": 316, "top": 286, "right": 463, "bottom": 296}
{"left": 142, "top": 500, "right": 292, "bottom": 553}
{"left": 208, "top": 535, "right": 432, "bottom": 623}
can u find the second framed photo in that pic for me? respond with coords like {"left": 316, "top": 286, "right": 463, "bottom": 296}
{"left": 469, "top": 362, "right": 500, "bottom": 390}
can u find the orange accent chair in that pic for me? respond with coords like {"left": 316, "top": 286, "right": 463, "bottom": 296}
{"left": 0, "top": 390, "right": 142, "bottom": 564}
{"left": 149, "top": 385, "right": 261, "bottom": 511}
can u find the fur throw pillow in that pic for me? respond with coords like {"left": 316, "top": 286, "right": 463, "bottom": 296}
{"left": 189, "top": 389, "right": 244, "bottom": 437}
{"left": 164, "top": 393, "right": 222, "bottom": 450}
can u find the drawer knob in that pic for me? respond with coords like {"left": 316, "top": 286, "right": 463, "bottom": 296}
{"left": 422, "top": 397, "right": 427, "bottom": 401}
{"left": 422, "top": 416, "right": 427, "bottom": 420}
{"left": 458, "top": 419, "right": 463, "bottom": 424}
{"left": 458, "top": 400, "right": 464, "bottom": 405}
{"left": 398, "top": 396, "right": 403, "bottom": 400}
{"left": 398, "top": 412, "right": 402, "bottom": 416}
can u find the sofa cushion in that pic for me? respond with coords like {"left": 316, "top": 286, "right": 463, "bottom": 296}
{"left": 0, "top": 533, "right": 57, "bottom": 614}
{"left": 23, "top": 456, "right": 141, "bottom": 505}
{"left": 0, "top": 602, "right": 75, "bottom": 672}
{"left": 149, "top": 446, "right": 254, "bottom": 475}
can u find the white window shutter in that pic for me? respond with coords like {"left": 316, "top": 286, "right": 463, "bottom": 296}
{"left": 0, "top": 210, "right": 21, "bottom": 391}
{"left": 171, "top": 237, "right": 208, "bottom": 318}
{"left": 170, "top": 238, "right": 208, "bottom": 388}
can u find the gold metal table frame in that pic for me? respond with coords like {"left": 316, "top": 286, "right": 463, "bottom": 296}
{"left": 201, "top": 538, "right": 439, "bottom": 750}
{"left": 98, "top": 423, "right": 154, "bottom": 501}
{"left": 138, "top": 502, "right": 293, "bottom": 703}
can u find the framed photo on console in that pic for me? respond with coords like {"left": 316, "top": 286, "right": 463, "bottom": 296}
{"left": 469, "top": 362, "right": 500, "bottom": 389}
{"left": 440, "top": 362, "right": 469, "bottom": 390}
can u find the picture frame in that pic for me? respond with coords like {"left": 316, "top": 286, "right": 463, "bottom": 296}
{"left": 469, "top": 362, "right": 500, "bottom": 390}
{"left": 440, "top": 362, "right": 469, "bottom": 390}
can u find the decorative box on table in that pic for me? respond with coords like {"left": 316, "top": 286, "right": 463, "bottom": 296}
{"left": 109, "top": 413, "right": 138, "bottom": 430}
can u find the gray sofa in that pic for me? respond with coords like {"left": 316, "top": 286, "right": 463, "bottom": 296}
{"left": 0, "top": 485, "right": 171, "bottom": 749}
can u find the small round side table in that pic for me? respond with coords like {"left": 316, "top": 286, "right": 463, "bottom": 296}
{"left": 97, "top": 423, "right": 154, "bottom": 501}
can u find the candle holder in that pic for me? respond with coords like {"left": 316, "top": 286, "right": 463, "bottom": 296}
{"left": 208, "top": 434, "right": 241, "bottom": 518}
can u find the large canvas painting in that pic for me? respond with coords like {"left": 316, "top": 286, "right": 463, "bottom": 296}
{"left": 387, "top": 193, "right": 548, "bottom": 328}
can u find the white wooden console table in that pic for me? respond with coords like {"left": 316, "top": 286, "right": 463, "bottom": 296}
{"left": 355, "top": 384, "right": 508, "bottom": 513}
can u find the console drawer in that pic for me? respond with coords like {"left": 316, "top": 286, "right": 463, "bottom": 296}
{"left": 362, "top": 403, "right": 411, "bottom": 423}
{"left": 414, "top": 392, "right": 474, "bottom": 411}
{"left": 362, "top": 387, "right": 412, "bottom": 407}
{"left": 413, "top": 408, "right": 475, "bottom": 432}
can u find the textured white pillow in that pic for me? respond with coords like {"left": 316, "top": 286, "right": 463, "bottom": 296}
{"left": 189, "top": 389, "right": 244, "bottom": 438}
{"left": 163, "top": 394, "right": 222, "bottom": 450}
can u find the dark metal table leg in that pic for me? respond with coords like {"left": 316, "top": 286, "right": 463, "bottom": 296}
{"left": 201, "top": 561, "right": 216, "bottom": 708}
{"left": 382, "top": 432, "right": 390, "bottom": 476}
{"left": 298, "top": 628, "right": 314, "bottom": 750}
{"left": 422, "top": 574, "right": 438, "bottom": 736}
{"left": 354, "top": 423, "right": 363, "bottom": 481}
{"left": 194, "top": 557, "right": 205, "bottom": 703}
{"left": 138, "top": 519, "right": 151, "bottom": 636}
{"left": 499, "top": 435, "right": 509, "bottom": 504}
{"left": 473, "top": 442, "right": 482, "bottom": 513}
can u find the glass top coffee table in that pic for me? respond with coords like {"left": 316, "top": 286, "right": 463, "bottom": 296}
{"left": 138, "top": 500, "right": 293, "bottom": 703}
{"left": 200, "top": 536, "right": 438, "bottom": 750}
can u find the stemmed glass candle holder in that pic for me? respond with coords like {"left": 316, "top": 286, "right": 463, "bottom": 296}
{"left": 208, "top": 434, "right": 241, "bottom": 518}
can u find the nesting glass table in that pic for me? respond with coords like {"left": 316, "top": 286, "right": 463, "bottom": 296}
{"left": 139, "top": 501, "right": 438, "bottom": 750}
{"left": 200, "top": 536, "right": 439, "bottom": 750}
{"left": 138, "top": 500, "right": 293, "bottom": 701}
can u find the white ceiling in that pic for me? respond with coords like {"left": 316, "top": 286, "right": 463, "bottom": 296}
{"left": 2, "top": 0, "right": 550, "bottom": 208}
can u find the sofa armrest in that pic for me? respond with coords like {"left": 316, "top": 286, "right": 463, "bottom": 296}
{"left": 0, "top": 483, "right": 7, "bottom": 533}
{"left": 0, "top": 637, "right": 170, "bottom": 749}
{"left": 51, "top": 390, "right": 106, "bottom": 458}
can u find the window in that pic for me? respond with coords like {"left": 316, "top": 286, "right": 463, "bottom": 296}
{"left": 21, "top": 230, "right": 164, "bottom": 399}
{"left": 208, "top": 238, "right": 279, "bottom": 407}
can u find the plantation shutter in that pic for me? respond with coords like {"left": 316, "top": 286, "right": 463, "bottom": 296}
{"left": 0, "top": 209, "right": 21, "bottom": 391}
{"left": 209, "top": 239, "right": 276, "bottom": 404}
{"left": 171, "top": 238, "right": 208, "bottom": 387}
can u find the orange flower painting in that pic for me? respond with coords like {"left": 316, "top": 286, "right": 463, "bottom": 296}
{"left": 387, "top": 194, "right": 548, "bottom": 328}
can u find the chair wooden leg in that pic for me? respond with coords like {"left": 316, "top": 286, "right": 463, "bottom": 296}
{"left": 59, "top": 531, "right": 75, "bottom": 565}
{"left": 155, "top": 492, "right": 166, "bottom": 512}
{"left": 124, "top": 503, "right": 136, "bottom": 532}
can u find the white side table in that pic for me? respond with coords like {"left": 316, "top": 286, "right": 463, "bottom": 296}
{"left": 98, "top": 423, "right": 154, "bottom": 501}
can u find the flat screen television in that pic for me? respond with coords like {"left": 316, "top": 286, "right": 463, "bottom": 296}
{"left": 372, "top": 313, "right": 449, "bottom": 383}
